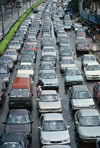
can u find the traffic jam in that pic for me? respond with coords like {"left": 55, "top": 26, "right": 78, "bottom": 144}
{"left": 0, "top": 0, "right": 100, "bottom": 148}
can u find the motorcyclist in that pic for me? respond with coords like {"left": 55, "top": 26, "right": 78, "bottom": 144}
{"left": 37, "top": 79, "right": 44, "bottom": 90}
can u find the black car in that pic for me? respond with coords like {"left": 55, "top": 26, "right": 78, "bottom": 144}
{"left": 0, "top": 133, "right": 29, "bottom": 148}
{"left": 3, "top": 109, "right": 33, "bottom": 141}
{"left": 0, "top": 78, "right": 6, "bottom": 105}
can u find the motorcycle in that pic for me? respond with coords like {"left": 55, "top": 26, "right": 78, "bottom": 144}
{"left": 37, "top": 85, "right": 42, "bottom": 98}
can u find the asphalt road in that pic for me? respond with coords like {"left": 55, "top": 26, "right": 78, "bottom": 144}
{"left": 0, "top": 4, "right": 100, "bottom": 148}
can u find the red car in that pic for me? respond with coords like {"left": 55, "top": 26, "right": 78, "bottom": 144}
{"left": 93, "top": 82, "right": 100, "bottom": 104}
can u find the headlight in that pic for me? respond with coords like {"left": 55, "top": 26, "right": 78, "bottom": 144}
{"left": 4, "top": 77, "right": 9, "bottom": 81}
{"left": 41, "top": 139, "right": 50, "bottom": 144}
{"left": 62, "top": 138, "right": 70, "bottom": 143}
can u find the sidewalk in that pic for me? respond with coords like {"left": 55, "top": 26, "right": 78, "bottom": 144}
{"left": 0, "top": 0, "right": 36, "bottom": 40}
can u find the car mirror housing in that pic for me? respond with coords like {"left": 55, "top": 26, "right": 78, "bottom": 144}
{"left": 38, "top": 127, "right": 42, "bottom": 130}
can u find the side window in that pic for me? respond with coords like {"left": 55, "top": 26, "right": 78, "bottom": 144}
{"left": 95, "top": 84, "right": 99, "bottom": 91}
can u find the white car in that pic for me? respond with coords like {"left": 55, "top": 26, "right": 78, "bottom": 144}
{"left": 84, "top": 63, "right": 100, "bottom": 80}
{"left": 4, "top": 49, "right": 18, "bottom": 63}
{"left": 42, "top": 47, "right": 57, "bottom": 57}
{"left": 38, "top": 113, "right": 71, "bottom": 145}
{"left": 37, "top": 90, "right": 62, "bottom": 114}
{"left": 8, "top": 40, "right": 22, "bottom": 52}
{"left": 60, "top": 57, "right": 76, "bottom": 73}
{"left": 82, "top": 54, "right": 97, "bottom": 68}
{"left": 17, "top": 63, "right": 34, "bottom": 78}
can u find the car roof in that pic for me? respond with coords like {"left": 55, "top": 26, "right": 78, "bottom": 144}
{"left": 43, "top": 113, "right": 63, "bottom": 121}
{"left": 79, "top": 109, "right": 99, "bottom": 117}
{"left": 72, "top": 85, "right": 88, "bottom": 91}
{"left": 9, "top": 109, "right": 28, "bottom": 115}
{"left": 41, "top": 90, "right": 57, "bottom": 95}
{"left": 12, "top": 77, "right": 30, "bottom": 89}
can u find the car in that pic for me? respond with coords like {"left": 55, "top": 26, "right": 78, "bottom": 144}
{"left": 19, "top": 55, "right": 34, "bottom": 67}
{"left": 75, "top": 37, "right": 87, "bottom": 45}
{"left": 21, "top": 49, "right": 36, "bottom": 62}
{"left": 42, "top": 47, "right": 57, "bottom": 57}
{"left": 0, "top": 78, "right": 6, "bottom": 105}
{"left": 37, "top": 90, "right": 62, "bottom": 114}
{"left": 64, "top": 22, "right": 72, "bottom": 30}
{"left": 84, "top": 63, "right": 100, "bottom": 80}
{"left": 0, "top": 133, "right": 29, "bottom": 148}
{"left": 76, "top": 42, "right": 89, "bottom": 54}
{"left": 59, "top": 49, "right": 73, "bottom": 61}
{"left": 64, "top": 67, "right": 83, "bottom": 88}
{"left": 41, "top": 55, "right": 56, "bottom": 66}
{"left": 42, "top": 145, "right": 71, "bottom": 148}
{"left": 24, "top": 44, "right": 37, "bottom": 53}
{"left": 3, "top": 109, "right": 33, "bottom": 141}
{"left": 69, "top": 85, "right": 95, "bottom": 110}
{"left": 74, "top": 109, "right": 100, "bottom": 142}
{"left": 8, "top": 40, "right": 22, "bottom": 52}
{"left": 0, "top": 64, "right": 10, "bottom": 85}
{"left": 38, "top": 113, "right": 71, "bottom": 145}
{"left": 93, "top": 82, "right": 100, "bottom": 104}
{"left": 39, "top": 62, "right": 55, "bottom": 73}
{"left": 9, "top": 77, "right": 33, "bottom": 110}
{"left": 60, "top": 57, "right": 76, "bottom": 73}
{"left": 0, "top": 56, "right": 14, "bottom": 71}
{"left": 4, "top": 49, "right": 18, "bottom": 63}
{"left": 17, "top": 63, "right": 34, "bottom": 78}
{"left": 39, "top": 71, "right": 59, "bottom": 91}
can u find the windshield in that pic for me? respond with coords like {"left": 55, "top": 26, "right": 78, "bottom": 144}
{"left": 19, "top": 65, "right": 32, "bottom": 70}
{"left": 41, "top": 73, "right": 56, "bottom": 79}
{"left": 0, "top": 143, "right": 22, "bottom": 148}
{"left": 80, "top": 116, "right": 100, "bottom": 126}
{"left": 10, "top": 89, "right": 29, "bottom": 97}
{"left": 10, "top": 42, "right": 19, "bottom": 45}
{"left": 42, "top": 120, "right": 67, "bottom": 131}
{"left": 7, "top": 114, "right": 30, "bottom": 124}
{"left": 43, "top": 49, "right": 55, "bottom": 52}
{"left": 74, "top": 91, "right": 91, "bottom": 99}
{"left": 40, "top": 94, "right": 59, "bottom": 102}
{"left": 0, "top": 68, "right": 7, "bottom": 74}
{"left": 84, "top": 56, "right": 96, "bottom": 61}
{"left": 5, "top": 51, "right": 16, "bottom": 55}
{"left": 41, "top": 64, "right": 54, "bottom": 70}
{"left": 66, "top": 69, "right": 80, "bottom": 75}
{"left": 86, "top": 65, "right": 100, "bottom": 71}
{"left": 62, "top": 59, "right": 74, "bottom": 64}
{"left": 42, "top": 56, "right": 55, "bottom": 61}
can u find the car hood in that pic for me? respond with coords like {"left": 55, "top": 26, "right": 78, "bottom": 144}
{"left": 72, "top": 99, "right": 94, "bottom": 107}
{"left": 65, "top": 75, "right": 83, "bottom": 81}
{"left": 39, "top": 101, "right": 61, "bottom": 109}
{"left": 41, "top": 131, "right": 70, "bottom": 141}
{"left": 17, "top": 70, "right": 34, "bottom": 75}
{"left": 42, "top": 78, "right": 58, "bottom": 84}
{"left": 6, "top": 124, "right": 31, "bottom": 133}
{"left": 86, "top": 71, "right": 100, "bottom": 75}
{"left": 78, "top": 126, "right": 100, "bottom": 137}
{"left": 61, "top": 64, "right": 76, "bottom": 68}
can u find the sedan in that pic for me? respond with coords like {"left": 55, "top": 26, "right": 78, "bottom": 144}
{"left": 41, "top": 55, "right": 56, "bottom": 66}
{"left": 76, "top": 42, "right": 89, "bottom": 54}
{"left": 0, "top": 133, "right": 29, "bottom": 148}
{"left": 93, "top": 82, "right": 100, "bottom": 104}
{"left": 65, "top": 67, "right": 83, "bottom": 88}
{"left": 60, "top": 57, "right": 76, "bottom": 73}
{"left": 39, "top": 71, "right": 59, "bottom": 91}
{"left": 75, "top": 109, "right": 100, "bottom": 142}
{"left": 4, "top": 49, "right": 18, "bottom": 63}
{"left": 39, "top": 62, "right": 55, "bottom": 73}
{"left": 42, "top": 47, "right": 57, "bottom": 57}
{"left": 37, "top": 90, "right": 62, "bottom": 114}
{"left": 38, "top": 113, "right": 71, "bottom": 145}
{"left": 84, "top": 63, "right": 100, "bottom": 80}
{"left": 8, "top": 40, "right": 22, "bottom": 52}
{"left": 3, "top": 109, "right": 33, "bottom": 141}
{"left": 17, "top": 63, "right": 34, "bottom": 78}
{"left": 64, "top": 22, "right": 72, "bottom": 30}
{"left": 82, "top": 54, "right": 97, "bottom": 68}
{"left": 69, "top": 85, "right": 95, "bottom": 110}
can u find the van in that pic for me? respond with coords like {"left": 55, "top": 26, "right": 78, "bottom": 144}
{"left": 9, "top": 77, "right": 33, "bottom": 111}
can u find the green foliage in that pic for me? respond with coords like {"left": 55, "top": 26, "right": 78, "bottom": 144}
{"left": 0, "top": 0, "right": 43, "bottom": 55}
{"left": 68, "top": 0, "right": 78, "bottom": 14}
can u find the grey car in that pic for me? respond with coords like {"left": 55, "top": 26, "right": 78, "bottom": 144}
{"left": 69, "top": 85, "right": 95, "bottom": 110}
{"left": 75, "top": 109, "right": 100, "bottom": 142}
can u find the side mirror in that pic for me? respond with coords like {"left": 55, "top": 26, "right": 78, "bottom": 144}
{"left": 37, "top": 99, "right": 39, "bottom": 101}
{"left": 38, "top": 127, "right": 42, "bottom": 130}
{"left": 3, "top": 122, "right": 6, "bottom": 124}
{"left": 67, "top": 126, "right": 70, "bottom": 129}
{"left": 75, "top": 121, "right": 78, "bottom": 125}
{"left": 30, "top": 121, "right": 33, "bottom": 124}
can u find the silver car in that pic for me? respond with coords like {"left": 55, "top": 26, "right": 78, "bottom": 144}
{"left": 37, "top": 90, "right": 62, "bottom": 114}
{"left": 75, "top": 109, "right": 100, "bottom": 142}
{"left": 69, "top": 85, "right": 95, "bottom": 110}
{"left": 39, "top": 71, "right": 59, "bottom": 91}
{"left": 38, "top": 113, "right": 71, "bottom": 145}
